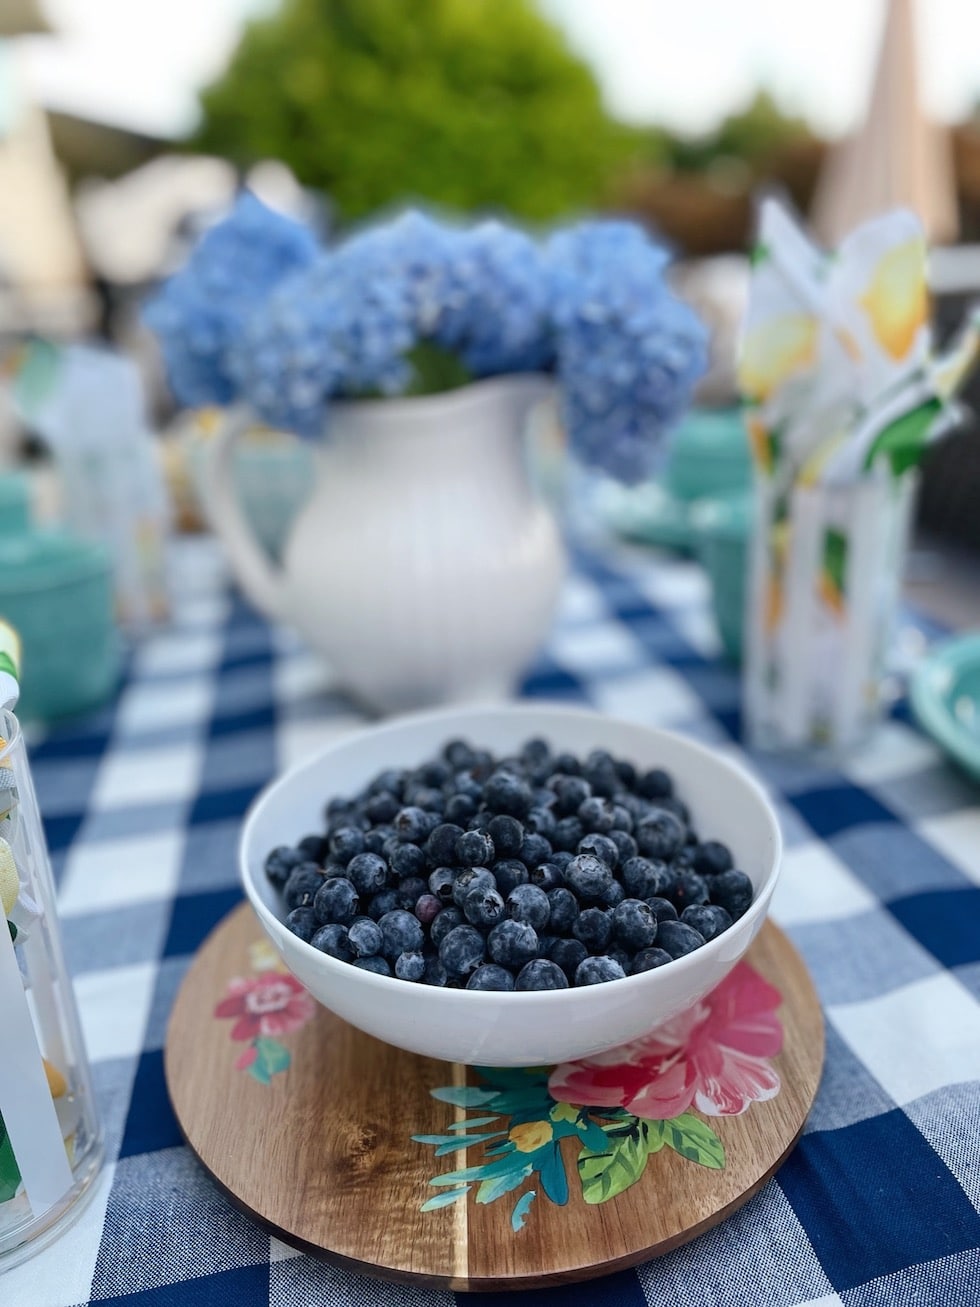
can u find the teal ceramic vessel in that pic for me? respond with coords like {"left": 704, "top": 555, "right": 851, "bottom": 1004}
{"left": 0, "top": 475, "right": 120, "bottom": 723}
{"left": 691, "top": 493, "right": 752, "bottom": 663}
{"left": 910, "top": 634, "right": 980, "bottom": 783}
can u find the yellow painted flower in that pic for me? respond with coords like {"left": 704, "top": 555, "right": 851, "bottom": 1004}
{"left": 550, "top": 1101, "right": 580, "bottom": 1125}
{"left": 509, "top": 1120, "right": 553, "bottom": 1153}
{"left": 859, "top": 239, "right": 928, "bottom": 362}
{"left": 739, "top": 315, "right": 818, "bottom": 402}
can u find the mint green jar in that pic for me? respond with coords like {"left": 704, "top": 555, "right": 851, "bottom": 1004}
{"left": 0, "top": 477, "right": 120, "bottom": 723}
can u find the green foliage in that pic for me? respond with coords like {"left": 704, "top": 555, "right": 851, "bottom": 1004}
{"left": 195, "top": 0, "right": 624, "bottom": 222}
{"left": 661, "top": 91, "right": 810, "bottom": 174}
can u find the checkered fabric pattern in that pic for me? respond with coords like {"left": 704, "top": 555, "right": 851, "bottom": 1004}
{"left": 5, "top": 536, "right": 980, "bottom": 1307}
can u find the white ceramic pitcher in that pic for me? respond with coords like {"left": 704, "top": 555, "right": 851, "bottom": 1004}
{"left": 206, "top": 375, "right": 566, "bottom": 714}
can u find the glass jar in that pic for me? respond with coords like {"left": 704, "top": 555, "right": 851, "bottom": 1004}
{"left": 0, "top": 709, "right": 103, "bottom": 1267}
{"left": 743, "top": 468, "right": 918, "bottom": 755}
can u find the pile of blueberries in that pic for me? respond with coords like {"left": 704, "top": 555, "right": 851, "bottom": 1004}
{"left": 265, "top": 738, "right": 754, "bottom": 991}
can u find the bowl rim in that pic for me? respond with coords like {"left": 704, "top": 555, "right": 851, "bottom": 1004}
{"left": 240, "top": 702, "right": 783, "bottom": 1006}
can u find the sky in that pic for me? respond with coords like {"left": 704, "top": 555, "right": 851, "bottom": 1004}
{"left": 16, "top": 0, "right": 980, "bottom": 141}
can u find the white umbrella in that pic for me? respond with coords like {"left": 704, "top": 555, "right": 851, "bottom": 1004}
{"left": 811, "top": 0, "right": 958, "bottom": 245}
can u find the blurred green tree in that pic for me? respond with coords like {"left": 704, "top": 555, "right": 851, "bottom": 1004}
{"left": 663, "top": 91, "right": 810, "bottom": 173}
{"left": 194, "top": 0, "right": 628, "bottom": 223}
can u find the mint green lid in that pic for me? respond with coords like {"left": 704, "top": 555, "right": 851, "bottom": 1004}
{"left": 0, "top": 474, "right": 109, "bottom": 592}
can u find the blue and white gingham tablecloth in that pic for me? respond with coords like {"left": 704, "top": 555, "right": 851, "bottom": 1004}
{"left": 5, "top": 536, "right": 980, "bottom": 1307}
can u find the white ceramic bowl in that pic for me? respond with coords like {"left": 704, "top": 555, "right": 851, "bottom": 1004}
{"left": 241, "top": 704, "right": 782, "bottom": 1066}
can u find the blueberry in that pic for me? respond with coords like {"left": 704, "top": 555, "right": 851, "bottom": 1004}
{"left": 286, "top": 906, "right": 319, "bottom": 943}
{"left": 378, "top": 909, "right": 425, "bottom": 957}
{"left": 609, "top": 830, "right": 639, "bottom": 864}
{"left": 366, "top": 829, "right": 393, "bottom": 857}
{"left": 487, "top": 919, "right": 539, "bottom": 969}
{"left": 365, "top": 791, "right": 400, "bottom": 824}
{"left": 529, "top": 861, "right": 563, "bottom": 892}
{"left": 520, "top": 736, "right": 551, "bottom": 768}
{"left": 421, "top": 759, "right": 451, "bottom": 788}
{"left": 428, "top": 866, "right": 458, "bottom": 902}
{"left": 439, "top": 925, "right": 486, "bottom": 977}
{"left": 656, "top": 920, "right": 706, "bottom": 958}
{"left": 396, "top": 876, "right": 427, "bottom": 906}
{"left": 550, "top": 774, "right": 591, "bottom": 817}
{"left": 575, "top": 955, "right": 627, "bottom": 985}
{"left": 520, "top": 833, "right": 552, "bottom": 868}
{"left": 516, "top": 959, "right": 568, "bottom": 991}
{"left": 414, "top": 892, "right": 442, "bottom": 925}
{"left": 394, "top": 806, "right": 429, "bottom": 843}
{"left": 551, "top": 850, "right": 573, "bottom": 870}
{"left": 346, "top": 852, "right": 388, "bottom": 897}
{"left": 445, "top": 793, "right": 477, "bottom": 825}
{"left": 671, "top": 845, "right": 697, "bottom": 871}
{"left": 422, "top": 956, "right": 449, "bottom": 986}
{"left": 430, "top": 906, "right": 465, "bottom": 946}
{"left": 577, "top": 832, "right": 619, "bottom": 868}
{"left": 681, "top": 904, "right": 733, "bottom": 941}
{"left": 296, "top": 834, "right": 327, "bottom": 863}
{"left": 636, "top": 811, "right": 685, "bottom": 861}
{"left": 395, "top": 950, "right": 426, "bottom": 981}
{"left": 426, "top": 822, "right": 465, "bottom": 866}
{"left": 329, "top": 826, "right": 365, "bottom": 865}
{"left": 612, "top": 898, "right": 658, "bottom": 950}
{"left": 492, "top": 859, "right": 529, "bottom": 896}
{"left": 610, "top": 804, "right": 634, "bottom": 833}
{"left": 583, "top": 757, "right": 618, "bottom": 799}
{"left": 548, "top": 936, "right": 588, "bottom": 979}
{"left": 621, "top": 852, "right": 669, "bottom": 904}
{"left": 353, "top": 956, "right": 391, "bottom": 976}
{"left": 552, "top": 816, "right": 585, "bottom": 852}
{"left": 546, "top": 887, "right": 579, "bottom": 935}
{"left": 709, "top": 870, "right": 753, "bottom": 920}
{"left": 578, "top": 796, "right": 616, "bottom": 834}
{"left": 632, "top": 947, "right": 673, "bottom": 973}
{"left": 573, "top": 907, "right": 613, "bottom": 953}
{"left": 443, "top": 738, "right": 477, "bottom": 770}
{"left": 452, "top": 866, "right": 496, "bottom": 908}
{"left": 670, "top": 871, "right": 709, "bottom": 912}
{"left": 600, "top": 879, "right": 625, "bottom": 907}
{"left": 564, "top": 853, "right": 613, "bottom": 902}
{"left": 645, "top": 896, "right": 679, "bottom": 922}
{"left": 367, "top": 887, "right": 401, "bottom": 919}
{"left": 284, "top": 863, "right": 325, "bottom": 911}
{"left": 311, "top": 922, "right": 352, "bottom": 960}
{"left": 390, "top": 842, "right": 426, "bottom": 879}
{"left": 456, "top": 828, "right": 495, "bottom": 867}
{"left": 506, "top": 884, "right": 550, "bottom": 931}
{"left": 466, "top": 963, "right": 515, "bottom": 991}
{"left": 368, "top": 767, "right": 407, "bottom": 798}
{"left": 637, "top": 768, "right": 673, "bottom": 800}
{"left": 482, "top": 771, "right": 533, "bottom": 819}
{"left": 454, "top": 771, "right": 484, "bottom": 802}
{"left": 551, "top": 751, "right": 582, "bottom": 777}
{"left": 656, "top": 795, "right": 690, "bottom": 825}
{"left": 524, "top": 808, "right": 557, "bottom": 842}
{"left": 615, "top": 758, "right": 637, "bottom": 788}
{"left": 464, "top": 883, "right": 507, "bottom": 929}
{"left": 485, "top": 814, "right": 524, "bottom": 859}
{"left": 348, "top": 916, "right": 384, "bottom": 957}
{"left": 265, "top": 845, "right": 305, "bottom": 888}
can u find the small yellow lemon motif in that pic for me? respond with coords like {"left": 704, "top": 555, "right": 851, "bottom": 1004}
{"left": 509, "top": 1120, "right": 554, "bottom": 1153}
{"left": 859, "top": 239, "right": 928, "bottom": 362}
{"left": 43, "top": 1059, "right": 68, "bottom": 1099}
{"left": 0, "top": 836, "right": 18, "bottom": 915}
{"left": 739, "top": 315, "right": 818, "bottom": 402}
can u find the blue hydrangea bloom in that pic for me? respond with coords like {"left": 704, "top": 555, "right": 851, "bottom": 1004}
{"left": 143, "top": 191, "right": 317, "bottom": 407}
{"left": 441, "top": 221, "right": 554, "bottom": 376}
{"left": 547, "top": 221, "right": 708, "bottom": 483}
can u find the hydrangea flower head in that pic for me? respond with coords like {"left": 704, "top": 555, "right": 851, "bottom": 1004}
{"left": 548, "top": 221, "right": 708, "bottom": 482}
{"left": 144, "top": 191, "right": 317, "bottom": 407}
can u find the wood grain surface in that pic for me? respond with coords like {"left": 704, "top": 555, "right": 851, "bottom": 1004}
{"left": 165, "top": 905, "right": 824, "bottom": 1292}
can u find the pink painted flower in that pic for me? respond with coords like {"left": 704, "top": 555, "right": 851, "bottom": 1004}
{"left": 548, "top": 962, "right": 783, "bottom": 1118}
{"left": 214, "top": 973, "right": 315, "bottom": 1043}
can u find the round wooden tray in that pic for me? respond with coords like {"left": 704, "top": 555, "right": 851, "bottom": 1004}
{"left": 165, "top": 904, "right": 823, "bottom": 1292}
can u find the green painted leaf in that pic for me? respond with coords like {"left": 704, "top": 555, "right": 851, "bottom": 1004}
{"left": 538, "top": 1142, "right": 569, "bottom": 1206}
{"left": 641, "top": 1119, "right": 668, "bottom": 1154}
{"left": 865, "top": 398, "right": 942, "bottom": 477}
{"left": 431, "top": 1151, "right": 527, "bottom": 1186}
{"left": 474, "top": 1066, "right": 550, "bottom": 1088}
{"left": 434, "top": 1134, "right": 506, "bottom": 1157}
{"left": 511, "top": 1189, "right": 536, "bottom": 1231}
{"left": 575, "top": 1116, "right": 612, "bottom": 1152}
{"left": 420, "top": 1186, "right": 471, "bottom": 1212}
{"left": 476, "top": 1165, "right": 533, "bottom": 1204}
{"left": 578, "top": 1127, "right": 651, "bottom": 1204}
{"left": 247, "top": 1060, "right": 271, "bottom": 1086}
{"left": 253, "top": 1036, "right": 291, "bottom": 1079}
{"left": 447, "top": 1116, "right": 498, "bottom": 1131}
{"left": 664, "top": 1114, "right": 726, "bottom": 1169}
{"left": 430, "top": 1086, "right": 499, "bottom": 1108}
{"left": 487, "top": 1087, "right": 556, "bottom": 1119}
{"left": 0, "top": 1116, "right": 21, "bottom": 1202}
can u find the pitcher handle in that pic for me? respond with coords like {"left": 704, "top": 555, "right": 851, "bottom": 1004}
{"left": 204, "top": 406, "right": 285, "bottom": 622}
